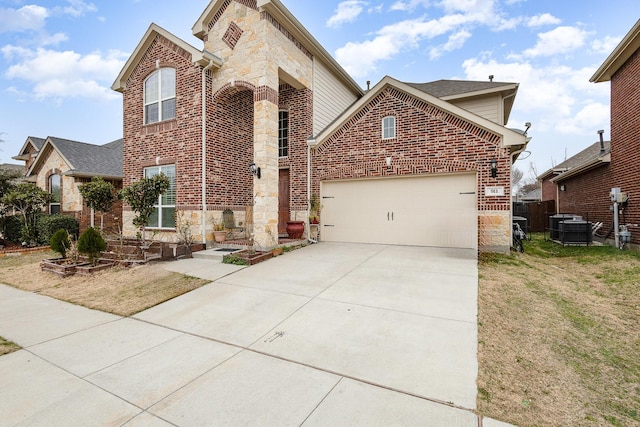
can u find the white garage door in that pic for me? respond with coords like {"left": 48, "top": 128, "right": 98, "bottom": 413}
{"left": 321, "top": 174, "right": 477, "bottom": 249}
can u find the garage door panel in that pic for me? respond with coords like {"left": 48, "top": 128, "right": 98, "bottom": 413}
{"left": 321, "top": 174, "right": 477, "bottom": 249}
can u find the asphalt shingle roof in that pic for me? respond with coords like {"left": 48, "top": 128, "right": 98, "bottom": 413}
{"left": 551, "top": 140, "right": 610, "bottom": 171}
{"left": 49, "top": 137, "right": 123, "bottom": 177}
{"left": 29, "top": 137, "right": 46, "bottom": 150}
{"left": 404, "top": 79, "right": 516, "bottom": 98}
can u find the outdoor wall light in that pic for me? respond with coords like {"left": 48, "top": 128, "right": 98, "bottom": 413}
{"left": 385, "top": 157, "right": 392, "bottom": 170}
{"left": 490, "top": 158, "right": 498, "bottom": 178}
{"left": 249, "top": 162, "right": 261, "bottom": 179}
{"left": 560, "top": 184, "right": 566, "bottom": 192}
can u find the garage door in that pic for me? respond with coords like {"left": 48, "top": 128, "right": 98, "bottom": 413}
{"left": 321, "top": 174, "right": 477, "bottom": 249}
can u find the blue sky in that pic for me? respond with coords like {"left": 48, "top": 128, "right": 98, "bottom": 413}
{"left": 1, "top": 0, "right": 638, "bottom": 181}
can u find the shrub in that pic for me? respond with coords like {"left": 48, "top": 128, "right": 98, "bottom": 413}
{"left": 77, "top": 227, "right": 106, "bottom": 265}
{"left": 50, "top": 229, "right": 70, "bottom": 258}
{"left": 37, "top": 214, "right": 79, "bottom": 245}
{"left": 1, "top": 215, "right": 22, "bottom": 243}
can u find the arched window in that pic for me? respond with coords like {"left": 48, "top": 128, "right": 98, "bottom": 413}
{"left": 49, "top": 174, "right": 61, "bottom": 214}
{"left": 144, "top": 68, "right": 176, "bottom": 124}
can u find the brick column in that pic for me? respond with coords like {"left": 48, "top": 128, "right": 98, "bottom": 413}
{"left": 252, "top": 86, "right": 279, "bottom": 248}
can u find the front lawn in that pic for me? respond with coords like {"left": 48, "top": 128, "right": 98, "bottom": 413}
{"left": 0, "top": 250, "right": 209, "bottom": 317}
{"left": 478, "top": 234, "right": 640, "bottom": 426}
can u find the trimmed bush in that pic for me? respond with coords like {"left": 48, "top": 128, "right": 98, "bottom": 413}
{"left": 77, "top": 227, "right": 106, "bottom": 265}
{"left": 50, "top": 229, "right": 70, "bottom": 258}
{"left": 1, "top": 215, "right": 22, "bottom": 243}
{"left": 36, "top": 214, "right": 79, "bottom": 245}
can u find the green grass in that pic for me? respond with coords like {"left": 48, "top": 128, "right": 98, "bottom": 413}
{"left": 0, "top": 336, "right": 20, "bottom": 356}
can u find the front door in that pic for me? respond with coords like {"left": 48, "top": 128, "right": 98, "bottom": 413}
{"left": 278, "top": 169, "right": 290, "bottom": 235}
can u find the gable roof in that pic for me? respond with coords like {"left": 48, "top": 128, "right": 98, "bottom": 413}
{"left": 27, "top": 137, "right": 123, "bottom": 180}
{"left": 591, "top": 19, "right": 640, "bottom": 83}
{"left": 406, "top": 79, "right": 517, "bottom": 99}
{"left": 112, "top": 23, "right": 222, "bottom": 93}
{"left": 12, "top": 136, "right": 46, "bottom": 161}
{"left": 193, "top": 0, "right": 364, "bottom": 97}
{"left": 538, "top": 139, "right": 611, "bottom": 182}
{"left": 309, "top": 75, "right": 528, "bottom": 150}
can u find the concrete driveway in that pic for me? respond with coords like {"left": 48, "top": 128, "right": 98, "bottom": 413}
{"left": 0, "top": 242, "right": 494, "bottom": 426}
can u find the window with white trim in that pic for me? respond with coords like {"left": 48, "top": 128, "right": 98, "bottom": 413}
{"left": 279, "top": 110, "right": 289, "bottom": 158}
{"left": 49, "top": 174, "right": 61, "bottom": 214}
{"left": 382, "top": 116, "right": 396, "bottom": 140}
{"left": 144, "top": 165, "right": 176, "bottom": 228}
{"left": 144, "top": 68, "right": 176, "bottom": 125}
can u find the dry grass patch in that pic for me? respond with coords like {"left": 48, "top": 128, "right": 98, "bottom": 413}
{"left": 478, "top": 235, "right": 640, "bottom": 427}
{"left": 0, "top": 336, "right": 20, "bottom": 356}
{"left": 0, "top": 250, "right": 209, "bottom": 317}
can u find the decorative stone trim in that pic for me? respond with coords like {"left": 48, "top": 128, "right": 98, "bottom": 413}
{"left": 254, "top": 85, "right": 279, "bottom": 105}
{"left": 222, "top": 22, "right": 244, "bottom": 49}
{"left": 261, "top": 11, "right": 313, "bottom": 59}
{"left": 208, "top": 0, "right": 258, "bottom": 31}
{"left": 317, "top": 158, "right": 476, "bottom": 182}
{"left": 213, "top": 80, "right": 256, "bottom": 101}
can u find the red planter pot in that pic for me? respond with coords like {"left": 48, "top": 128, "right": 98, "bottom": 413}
{"left": 286, "top": 221, "right": 305, "bottom": 239}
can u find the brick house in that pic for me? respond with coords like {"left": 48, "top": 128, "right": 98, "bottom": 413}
{"left": 112, "top": 0, "right": 528, "bottom": 253}
{"left": 14, "top": 136, "right": 123, "bottom": 234}
{"left": 538, "top": 19, "right": 640, "bottom": 245}
{"left": 538, "top": 137, "right": 611, "bottom": 221}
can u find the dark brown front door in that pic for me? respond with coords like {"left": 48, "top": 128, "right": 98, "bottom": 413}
{"left": 278, "top": 169, "right": 290, "bottom": 234}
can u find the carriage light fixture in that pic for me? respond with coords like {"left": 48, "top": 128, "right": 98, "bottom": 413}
{"left": 490, "top": 158, "right": 498, "bottom": 178}
{"left": 249, "top": 162, "right": 261, "bottom": 179}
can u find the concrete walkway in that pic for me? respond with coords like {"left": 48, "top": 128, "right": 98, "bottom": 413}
{"left": 0, "top": 242, "right": 514, "bottom": 426}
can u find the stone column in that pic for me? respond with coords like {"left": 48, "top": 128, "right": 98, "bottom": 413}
{"left": 252, "top": 88, "right": 279, "bottom": 249}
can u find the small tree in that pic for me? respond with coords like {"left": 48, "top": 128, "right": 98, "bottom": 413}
{"left": 2, "top": 183, "right": 52, "bottom": 245}
{"left": 77, "top": 227, "right": 106, "bottom": 265}
{"left": 0, "top": 167, "right": 22, "bottom": 239}
{"left": 50, "top": 229, "right": 70, "bottom": 259}
{"left": 78, "top": 177, "right": 116, "bottom": 231}
{"left": 119, "top": 174, "right": 170, "bottom": 246}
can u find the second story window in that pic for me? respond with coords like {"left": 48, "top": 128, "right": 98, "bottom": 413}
{"left": 279, "top": 110, "right": 289, "bottom": 158}
{"left": 144, "top": 68, "right": 176, "bottom": 125}
{"left": 382, "top": 116, "right": 396, "bottom": 140}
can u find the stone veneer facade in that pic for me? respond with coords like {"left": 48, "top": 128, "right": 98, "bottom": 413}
{"left": 121, "top": 1, "right": 317, "bottom": 247}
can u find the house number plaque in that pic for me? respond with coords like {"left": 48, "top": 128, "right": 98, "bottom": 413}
{"left": 485, "top": 186, "right": 505, "bottom": 197}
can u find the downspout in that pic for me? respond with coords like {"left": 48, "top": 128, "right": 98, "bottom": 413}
{"left": 307, "top": 137, "right": 316, "bottom": 243}
{"left": 201, "top": 60, "right": 216, "bottom": 245}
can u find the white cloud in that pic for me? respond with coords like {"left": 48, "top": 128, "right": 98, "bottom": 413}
{"left": 461, "top": 57, "right": 609, "bottom": 135}
{"left": 430, "top": 29, "right": 471, "bottom": 58}
{"left": 4, "top": 47, "right": 127, "bottom": 101}
{"left": 0, "top": 5, "right": 49, "bottom": 33}
{"left": 54, "top": 0, "right": 97, "bottom": 17}
{"left": 335, "top": 0, "right": 504, "bottom": 77}
{"left": 591, "top": 35, "right": 621, "bottom": 54}
{"left": 521, "top": 26, "right": 589, "bottom": 58}
{"left": 557, "top": 102, "right": 609, "bottom": 135}
{"left": 327, "top": 1, "right": 367, "bottom": 28}
{"left": 527, "top": 13, "right": 561, "bottom": 28}
{"left": 390, "top": 0, "right": 431, "bottom": 11}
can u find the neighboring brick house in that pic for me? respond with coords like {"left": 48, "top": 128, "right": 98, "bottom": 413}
{"left": 112, "top": 0, "right": 528, "bottom": 253}
{"left": 538, "top": 138, "right": 612, "bottom": 223}
{"left": 538, "top": 19, "right": 640, "bottom": 245}
{"left": 13, "top": 136, "right": 45, "bottom": 172}
{"left": 16, "top": 136, "right": 123, "bottom": 234}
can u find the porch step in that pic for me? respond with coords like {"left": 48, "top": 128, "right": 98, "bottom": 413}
{"left": 192, "top": 248, "right": 243, "bottom": 261}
